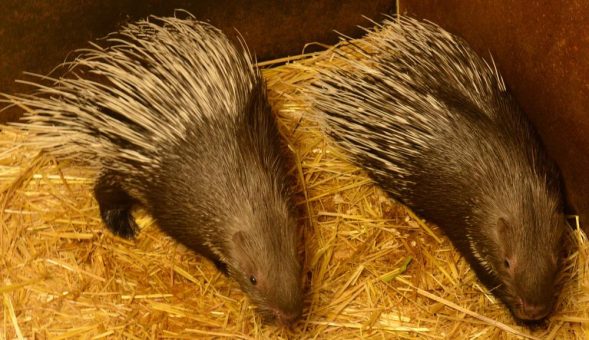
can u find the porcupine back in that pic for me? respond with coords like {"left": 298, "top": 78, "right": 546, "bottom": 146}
{"left": 311, "top": 16, "right": 566, "bottom": 321}
{"left": 6, "top": 14, "right": 303, "bottom": 324}
{"left": 10, "top": 15, "right": 255, "bottom": 176}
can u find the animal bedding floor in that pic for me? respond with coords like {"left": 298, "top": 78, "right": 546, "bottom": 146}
{"left": 2, "top": 45, "right": 589, "bottom": 340}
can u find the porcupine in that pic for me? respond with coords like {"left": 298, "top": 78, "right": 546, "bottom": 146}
{"left": 310, "top": 16, "right": 567, "bottom": 321}
{"left": 5, "top": 14, "right": 303, "bottom": 324}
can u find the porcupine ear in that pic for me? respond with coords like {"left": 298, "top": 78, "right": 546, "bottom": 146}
{"left": 495, "top": 217, "right": 516, "bottom": 269}
{"left": 233, "top": 231, "right": 246, "bottom": 245}
{"left": 494, "top": 217, "right": 510, "bottom": 245}
{"left": 231, "top": 231, "right": 258, "bottom": 276}
{"left": 232, "top": 231, "right": 251, "bottom": 253}
{"left": 496, "top": 217, "right": 508, "bottom": 235}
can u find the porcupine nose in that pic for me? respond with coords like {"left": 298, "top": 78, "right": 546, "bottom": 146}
{"left": 274, "top": 308, "right": 302, "bottom": 326}
{"left": 520, "top": 300, "right": 551, "bottom": 320}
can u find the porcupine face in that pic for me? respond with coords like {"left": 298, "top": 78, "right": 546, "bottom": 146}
{"left": 406, "top": 149, "right": 566, "bottom": 322}
{"left": 228, "top": 207, "right": 303, "bottom": 326}
{"left": 148, "top": 141, "right": 303, "bottom": 326}
{"left": 469, "top": 181, "right": 567, "bottom": 322}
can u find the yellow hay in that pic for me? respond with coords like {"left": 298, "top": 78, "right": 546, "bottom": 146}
{"left": 1, "top": 31, "right": 588, "bottom": 339}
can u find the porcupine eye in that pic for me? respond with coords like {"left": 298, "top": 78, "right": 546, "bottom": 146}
{"left": 503, "top": 259, "right": 511, "bottom": 269}
{"left": 249, "top": 275, "right": 257, "bottom": 285}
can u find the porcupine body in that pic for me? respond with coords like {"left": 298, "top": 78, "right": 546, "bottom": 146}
{"left": 311, "top": 17, "right": 567, "bottom": 322}
{"left": 8, "top": 15, "right": 302, "bottom": 324}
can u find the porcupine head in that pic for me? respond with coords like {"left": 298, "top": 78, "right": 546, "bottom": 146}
{"left": 450, "top": 146, "right": 567, "bottom": 322}
{"left": 5, "top": 15, "right": 303, "bottom": 325}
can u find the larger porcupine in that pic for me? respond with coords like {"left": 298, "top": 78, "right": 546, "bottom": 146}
{"left": 6, "top": 14, "right": 302, "bottom": 324}
{"left": 310, "top": 16, "right": 567, "bottom": 321}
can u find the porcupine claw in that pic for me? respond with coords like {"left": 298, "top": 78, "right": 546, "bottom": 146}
{"left": 94, "top": 172, "right": 138, "bottom": 239}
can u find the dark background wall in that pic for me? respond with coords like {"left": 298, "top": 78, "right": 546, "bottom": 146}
{"left": 0, "top": 0, "right": 395, "bottom": 121}
{"left": 400, "top": 1, "right": 589, "bottom": 231}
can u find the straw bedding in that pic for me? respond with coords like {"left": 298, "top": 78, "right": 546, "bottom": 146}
{"left": 1, "top": 30, "right": 588, "bottom": 340}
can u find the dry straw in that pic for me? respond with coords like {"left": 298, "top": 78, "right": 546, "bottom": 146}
{"left": 1, "top": 26, "right": 588, "bottom": 340}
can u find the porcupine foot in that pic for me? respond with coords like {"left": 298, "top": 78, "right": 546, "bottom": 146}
{"left": 94, "top": 172, "right": 138, "bottom": 239}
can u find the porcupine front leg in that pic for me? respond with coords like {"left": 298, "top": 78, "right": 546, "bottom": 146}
{"left": 94, "top": 171, "right": 139, "bottom": 239}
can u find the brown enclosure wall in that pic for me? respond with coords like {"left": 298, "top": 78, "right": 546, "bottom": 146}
{"left": 400, "top": 1, "right": 589, "bottom": 231}
{"left": 0, "top": 0, "right": 395, "bottom": 121}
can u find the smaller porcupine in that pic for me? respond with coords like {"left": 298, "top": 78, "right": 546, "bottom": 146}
{"left": 310, "top": 17, "right": 567, "bottom": 321}
{"left": 6, "top": 14, "right": 302, "bottom": 324}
